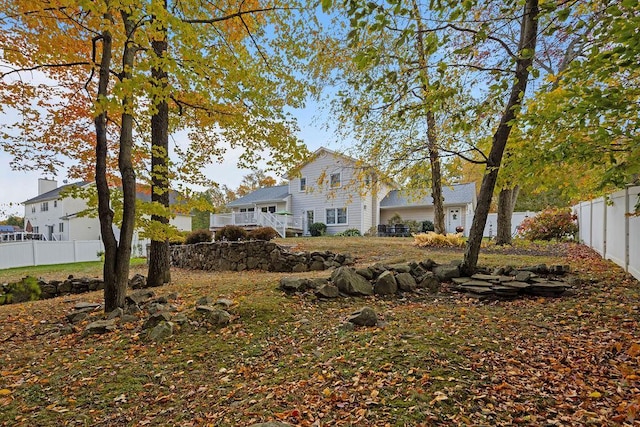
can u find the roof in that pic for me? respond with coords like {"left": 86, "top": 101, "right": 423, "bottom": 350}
{"left": 380, "top": 183, "right": 477, "bottom": 208}
{"left": 0, "top": 225, "right": 18, "bottom": 233}
{"left": 23, "top": 181, "right": 91, "bottom": 204}
{"left": 227, "top": 185, "right": 290, "bottom": 207}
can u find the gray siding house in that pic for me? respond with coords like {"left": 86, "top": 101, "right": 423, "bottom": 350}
{"left": 211, "top": 147, "right": 476, "bottom": 236}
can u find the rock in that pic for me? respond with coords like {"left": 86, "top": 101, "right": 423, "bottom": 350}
{"left": 67, "top": 311, "right": 89, "bottom": 324}
{"left": 418, "top": 273, "right": 440, "bottom": 293}
{"left": 331, "top": 267, "right": 374, "bottom": 296}
{"left": 309, "top": 260, "right": 325, "bottom": 271}
{"left": 196, "top": 306, "right": 231, "bottom": 325}
{"left": 215, "top": 298, "right": 233, "bottom": 308}
{"left": 433, "top": 264, "right": 461, "bottom": 281}
{"left": 120, "top": 314, "right": 139, "bottom": 324}
{"left": 83, "top": 319, "right": 117, "bottom": 336}
{"left": 148, "top": 321, "right": 174, "bottom": 341}
{"left": 279, "top": 277, "right": 309, "bottom": 293}
{"left": 521, "top": 264, "right": 548, "bottom": 274}
{"left": 308, "top": 278, "right": 329, "bottom": 289}
{"left": 75, "top": 301, "right": 101, "bottom": 310}
{"left": 59, "top": 325, "right": 75, "bottom": 335}
{"left": 374, "top": 271, "right": 397, "bottom": 295}
{"left": 292, "top": 263, "right": 308, "bottom": 273}
{"left": 419, "top": 258, "right": 437, "bottom": 270}
{"left": 514, "top": 271, "right": 533, "bottom": 282}
{"left": 127, "top": 290, "right": 155, "bottom": 306}
{"left": 125, "top": 304, "right": 142, "bottom": 315}
{"left": 171, "top": 313, "right": 189, "bottom": 325}
{"left": 128, "top": 274, "right": 147, "bottom": 289}
{"left": 388, "top": 264, "right": 411, "bottom": 274}
{"left": 142, "top": 312, "right": 172, "bottom": 330}
{"left": 492, "top": 286, "right": 519, "bottom": 297}
{"left": 550, "top": 264, "right": 570, "bottom": 274}
{"left": 355, "top": 267, "right": 374, "bottom": 281}
{"left": 501, "top": 281, "right": 531, "bottom": 290}
{"left": 348, "top": 307, "right": 378, "bottom": 326}
{"left": 196, "top": 296, "right": 214, "bottom": 306}
{"left": 451, "top": 277, "right": 471, "bottom": 285}
{"left": 471, "top": 274, "right": 502, "bottom": 282}
{"left": 315, "top": 284, "right": 339, "bottom": 298}
{"left": 396, "top": 272, "right": 417, "bottom": 292}
{"left": 107, "top": 307, "right": 124, "bottom": 320}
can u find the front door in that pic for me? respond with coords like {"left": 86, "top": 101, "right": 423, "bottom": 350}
{"left": 448, "top": 208, "right": 462, "bottom": 233}
{"left": 305, "top": 210, "right": 314, "bottom": 235}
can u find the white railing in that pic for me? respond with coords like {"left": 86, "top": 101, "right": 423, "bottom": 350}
{"left": 0, "top": 232, "right": 47, "bottom": 243}
{"left": 210, "top": 212, "right": 304, "bottom": 238}
{"left": 573, "top": 185, "right": 640, "bottom": 281}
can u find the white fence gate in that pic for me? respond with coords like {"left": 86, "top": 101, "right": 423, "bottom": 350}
{"left": 573, "top": 185, "right": 640, "bottom": 281}
{"left": 483, "top": 211, "right": 538, "bottom": 238}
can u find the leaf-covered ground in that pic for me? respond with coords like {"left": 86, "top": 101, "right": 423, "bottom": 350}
{"left": 0, "top": 238, "right": 638, "bottom": 426}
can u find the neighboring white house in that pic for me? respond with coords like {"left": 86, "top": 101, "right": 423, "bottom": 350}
{"left": 22, "top": 178, "right": 192, "bottom": 241}
{"left": 211, "top": 147, "right": 477, "bottom": 236}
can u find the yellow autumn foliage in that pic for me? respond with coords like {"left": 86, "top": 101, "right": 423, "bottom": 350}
{"left": 413, "top": 232, "right": 466, "bottom": 248}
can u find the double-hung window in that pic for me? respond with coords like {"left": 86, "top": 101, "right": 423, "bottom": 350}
{"left": 330, "top": 173, "right": 341, "bottom": 188}
{"left": 299, "top": 177, "right": 307, "bottom": 191}
{"left": 326, "top": 207, "right": 347, "bottom": 225}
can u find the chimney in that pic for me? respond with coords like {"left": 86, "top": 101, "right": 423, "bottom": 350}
{"left": 38, "top": 178, "right": 58, "bottom": 195}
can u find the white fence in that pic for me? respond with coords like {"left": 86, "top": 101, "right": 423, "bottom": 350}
{"left": 0, "top": 240, "right": 104, "bottom": 270}
{"left": 573, "top": 185, "right": 640, "bottom": 281}
{"left": 483, "top": 211, "right": 538, "bottom": 238}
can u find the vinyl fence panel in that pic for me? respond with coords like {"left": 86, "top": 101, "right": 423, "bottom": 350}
{"left": 574, "top": 185, "right": 640, "bottom": 281}
{"left": 0, "top": 240, "right": 104, "bottom": 270}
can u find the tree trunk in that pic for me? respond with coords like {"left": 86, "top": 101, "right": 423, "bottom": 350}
{"left": 495, "top": 186, "right": 520, "bottom": 245}
{"left": 412, "top": 0, "right": 445, "bottom": 235}
{"left": 461, "top": 0, "right": 539, "bottom": 275}
{"left": 147, "top": 6, "right": 171, "bottom": 287}
{"left": 428, "top": 114, "right": 445, "bottom": 234}
{"left": 103, "top": 10, "right": 138, "bottom": 312}
{"left": 94, "top": 20, "right": 120, "bottom": 312}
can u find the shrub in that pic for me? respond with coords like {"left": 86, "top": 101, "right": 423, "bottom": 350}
{"left": 422, "top": 220, "right": 435, "bottom": 232}
{"left": 248, "top": 227, "right": 279, "bottom": 241}
{"left": 309, "top": 222, "right": 327, "bottom": 236}
{"left": 1, "top": 276, "right": 42, "bottom": 304}
{"left": 519, "top": 208, "right": 578, "bottom": 241}
{"left": 215, "top": 225, "right": 248, "bottom": 241}
{"left": 335, "top": 228, "right": 362, "bottom": 237}
{"left": 413, "top": 232, "right": 465, "bottom": 248}
{"left": 185, "top": 229, "right": 212, "bottom": 244}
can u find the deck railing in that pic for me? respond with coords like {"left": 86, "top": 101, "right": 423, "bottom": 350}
{"left": 211, "top": 212, "right": 303, "bottom": 237}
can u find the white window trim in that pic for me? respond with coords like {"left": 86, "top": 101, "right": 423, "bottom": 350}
{"left": 329, "top": 172, "right": 342, "bottom": 189}
{"left": 299, "top": 176, "right": 307, "bottom": 192}
{"left": 326, "top": 207, "right": 348, "bottom": 226}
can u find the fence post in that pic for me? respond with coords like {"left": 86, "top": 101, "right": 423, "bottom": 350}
{"left": 603, "top": 197, "right": 607, "bottom": 260}
{"left": 31, "top": 240, "right": 37, "bottom": 266}
{"left": 625, "top": 186, "right": 630, "bottom": 273}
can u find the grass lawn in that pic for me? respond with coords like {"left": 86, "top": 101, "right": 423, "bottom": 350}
{"left": 0, "top": 237, "right": 638, "bottom": 426}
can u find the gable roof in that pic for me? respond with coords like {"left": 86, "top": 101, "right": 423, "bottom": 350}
{"left": 22, "top": 181, "right": 91, "bottom": 204}
{"left": 227, "top": 185, "right": 290, "bottom": 207}
{"left": 380, "top": 183, "right": 476, "bottom": 208}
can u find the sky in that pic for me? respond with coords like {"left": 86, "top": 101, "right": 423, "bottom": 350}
{"left": 0, "top": 99, "right": 339, "bottom": 219}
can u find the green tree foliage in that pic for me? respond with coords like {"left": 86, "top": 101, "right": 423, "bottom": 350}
{"left": 0, "top": 215, "right": 23, "bottom": 227}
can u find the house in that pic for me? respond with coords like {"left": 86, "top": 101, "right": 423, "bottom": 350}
{"left": 211, "top": 147, "right": 477, "bottom": 236}
{"left": 22, "top": 178, "right": 192, "bottom": 242}
{"left": 379, "top": 183, "right": 477, "bottom": 234}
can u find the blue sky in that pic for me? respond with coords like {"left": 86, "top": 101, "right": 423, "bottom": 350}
{"left": 0, "top": 97, "right": 339, "bottom": 219}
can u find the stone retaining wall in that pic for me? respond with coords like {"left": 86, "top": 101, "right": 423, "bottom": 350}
{"left": 170, "top": 241, "right": 354, "bottom": 272}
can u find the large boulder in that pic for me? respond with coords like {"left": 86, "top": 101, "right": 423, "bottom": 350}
{"left": 418, "top": 272, "right": 440, "bottom": 293}
{"left": 433, "top": 264, "right": 461, "bottom": 281}
{"left": 279, "top": 277, "right": 309, "bottom": 293}
{"left": 374, "top": 270, "right": 397, "bottom": 295}
{"left": 331, "top": 267, "right": 374, "bottom": 296}
{"left": 396, "top": 272, "right": 417, "bottom": 292}
{"left": 348, "top": 307, "right": 378, "bottom": 326}
{"left": 148, "top": 321, "right": 174, "bottom": 342}
{"left": 315, "top": 284, "right": 340, "bottom": 298}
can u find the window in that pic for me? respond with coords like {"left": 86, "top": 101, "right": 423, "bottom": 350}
{"left": 59, "top": 223, "right": 64, "bottom": 233}
{"left": 260, "top": 206, "right": 276, "bottom": 213}
{"left": 31, "top": 205, "right": 36, "bottom": 213}
{"left": 33, "top": 226, "right": 39, "bottom": 233}
{"left": 299, "top": 177, "right": 307, "bottom": 191}
{"left": 326, "top": 207, "right": 347, "bottom": 225}
{"left": 54, "top": 200, "right": 57, "bottom": 208}
{"left": 330, "top": 173, "right": 341, "bottom": 188}
{"left": 41, "top": 202, "right": 48, "bottom": 212}
{"left": 239, "top": 208, "right": 255, "bottom": 213}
